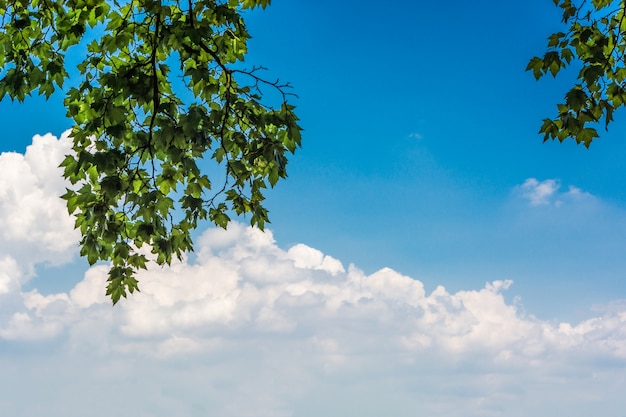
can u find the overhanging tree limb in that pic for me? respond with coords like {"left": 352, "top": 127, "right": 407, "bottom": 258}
{"left": 0, "top": 0, "right": 301, "bottom": 304}
{"left": 529, "top": 0, "right": 626, "bottom": 146}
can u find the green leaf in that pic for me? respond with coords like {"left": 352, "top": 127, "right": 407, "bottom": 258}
{"left": 565, "top": 86, "right": 587, "bottom": 112}
{"left": 526, "top": 57, "right": 544, "bottom": 80}
{"left": 209, "top": 208, "right": 230, "bottom": 229}
{"left": 577, "top": 127, "right": 599, "bottom": 147}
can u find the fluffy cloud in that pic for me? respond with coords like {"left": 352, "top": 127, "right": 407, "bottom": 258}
{"left": 516, "top": 178, "right": 593, "bottom": 206}
{"left": 1, "top": 223, "right": 625, "bottom": 417}
{"left": 0, "top": 131, "right": 78, "bottom": 293}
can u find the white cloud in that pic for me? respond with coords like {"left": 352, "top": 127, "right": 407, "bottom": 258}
{"left": 516, "top": 178, "right": 594, "bottom": 207}
{"left": 518, "top": 178, "right": 559, "bottom": 205}
{"left": 0, "top": 131, "right": 79, "bottom": 292}
{"left": 0, "top": 255, "right": 22, "bottom": 295}
{"left": 0, "top": 223, "right": 625, "bottom": 416}
{"left": 287, "top": 243, "right": 345, "bottom": 275}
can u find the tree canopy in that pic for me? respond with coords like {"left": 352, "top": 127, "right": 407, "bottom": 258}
{"left": 528, "top": 0, "right": 626, "bottom": 146}
{"left": 0, "top": 0, "right": 301, "bottom": 303}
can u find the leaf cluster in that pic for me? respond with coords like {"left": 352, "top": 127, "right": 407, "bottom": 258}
{"left": 0, "top": 0, "right": 301, "bottom": 304}
{"left": 527, "top": 0, "right": 626, "bottom": 146}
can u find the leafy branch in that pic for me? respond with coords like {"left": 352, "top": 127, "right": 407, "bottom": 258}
{"left": 528, "top": 0, "right": 626, "bottom": 146}
{"left": 0, "top": 0, "right": 301, "bottom": 304}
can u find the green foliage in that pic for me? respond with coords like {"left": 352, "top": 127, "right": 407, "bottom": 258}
{"left": 527, "top": 0, "right": 626, "bottom": 146}
{"left": 0, "top": 0, "right": 301, "bottom": 304}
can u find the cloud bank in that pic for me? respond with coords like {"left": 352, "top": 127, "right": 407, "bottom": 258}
{"left": 0, "top": 134, "right": 625, "bottom": 417}
{"left": 1, "top": 223, "right": 625, "bottom": 417}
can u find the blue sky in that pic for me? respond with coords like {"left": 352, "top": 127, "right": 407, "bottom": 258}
{"left": 1, "top": 1, "right": 626, "bottom": 416}
{"left": 244, "top": 0, "right": 626, "bottom": 318}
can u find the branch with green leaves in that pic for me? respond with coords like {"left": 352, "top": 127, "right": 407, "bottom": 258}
{"left": 527, "top": 0, "right": 626, "bottom": 146}
{"left": 0, "top": 0, "right": 301, "bottom": 304}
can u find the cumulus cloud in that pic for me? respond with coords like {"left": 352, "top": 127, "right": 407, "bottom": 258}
{"left": 1, "top": 223, "right": 625, "bottom": 417}
{"left": 0, "top": 131, "right": 79, "bottom": 293}
{"left": 516, "top": 178, "right": 594, "bottom": 206}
